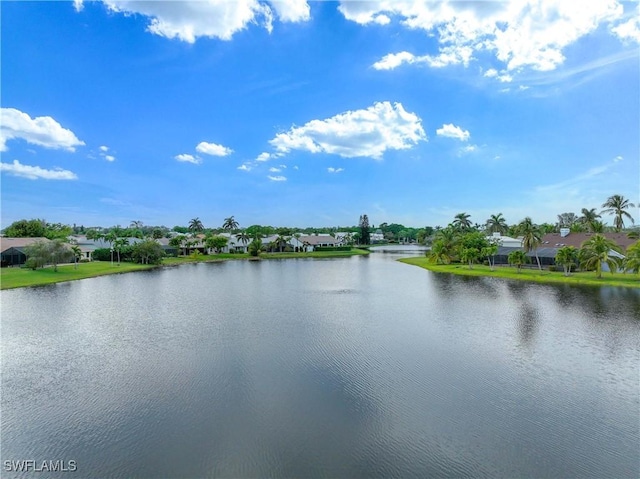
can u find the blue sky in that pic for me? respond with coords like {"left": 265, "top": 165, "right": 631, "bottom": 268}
{"left": 1, "top": 1, "right": 639, "bottom": 229}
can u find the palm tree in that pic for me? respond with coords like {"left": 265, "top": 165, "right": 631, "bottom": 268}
{"left": 113, "top": 237, "right": 129, "bottom": 265}
{"left": 452, "top": 212, "right": 472, "bottom": 231}
{"left": 555, "top": 246, "right": 577, "bottom": 276}
{"left": 188, "top": 217, "right": 204, "bottom": 234}
{"left": 486, "top": 213, "right": 508, "bottom": 234}
{"left": 235, "top": 232, "right": 250, "bottom": 252}
{"left": 222, "top": 216, "right": 239, "bottom": 232}
{"left": 274, "top": 235, "right": 289, "bottom": 253}
{"left": 508, "top": 250, "right": 528, "bottom": 273}
{"left": 518, "top": 217, "right": 542, "bottom": 270}
{"left": 579, "top": 208, "right": 601, "bottom": 232}
{"left": 71, "top": 244, "right": 82, "bottom": 269}
{"left": 481, "top": 243, "right": 499, "bottom": 271}
{"left": 601, "top": 194, "right": 636, "bottom": 232}
{"left": 579, "top": 234, "right": 622, "bottom": 279}
{"left": 623, "top": 241, "right": 640, "bottom": 274}
{"left": 130, "top": 220, "right": 144, "bottom": 229}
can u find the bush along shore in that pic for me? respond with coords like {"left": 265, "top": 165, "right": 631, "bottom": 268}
{"left": 0, "top": 249, "right": 370, "bottom": 290}
{"left": 397, "top": 257, "right": 640, "bottom": 289}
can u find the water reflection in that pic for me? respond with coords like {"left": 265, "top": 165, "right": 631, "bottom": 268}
{"left": 1, "top": 255, "right": 638, "bottom": 478}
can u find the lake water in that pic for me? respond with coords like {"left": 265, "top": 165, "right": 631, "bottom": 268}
{"left": 2, "top": 253, "right": 639, "bottom": 478}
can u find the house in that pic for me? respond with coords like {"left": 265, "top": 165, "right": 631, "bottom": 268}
{"left": 297, "top": 234, "right": 340, "bottom": 250}
{"left": 491, "top": 230, "right": 634, "bottom": 269}
{"left": 0, "top": 237, "right": 51, "bottom": 266}
{"left": 486, "top": 232, "right": 523, "bottom": 248}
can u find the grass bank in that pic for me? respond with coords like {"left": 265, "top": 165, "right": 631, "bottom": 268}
{"left": 1, "top": 249, "right": 369, "bottom": 290}
{"left": 397, "top": 257, "right": 640, "bottom": 289}
{"left": 0, "top": 262, "right": 157, "bottom": 290}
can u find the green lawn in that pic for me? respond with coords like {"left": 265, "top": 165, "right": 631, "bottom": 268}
{"left": 397, "top": 257, "right": 640, "bottom": 288}
{"left": 1, "top": 249, "right": 370, "bottom": 290}
{"left": 1, "top": 262, "right": 157, "bottom": 290}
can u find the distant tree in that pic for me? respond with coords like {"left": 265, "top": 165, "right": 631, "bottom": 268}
{"left": 222, "top": 216, "right": 240, "bottom": 231}
{"left": 579, "top": 234, "right": 622, "bottom": 279}
{"left": 556, "top": 212, "right": 579, "bottom": 230}
{"left": 71, "top": 244, "right": 82, "bottom": 269}
{"left": 623, "top": 241, "right": 640, "bottom": 274}
{"left": 206, "top": 235, "right": 228, "bottom": 253}
{"left": 173, "top": 225, "right": 189, "bottom": 234}
{"left": 3, "top": 218, "right": 47, "bottom": 237}
{"left": 169, "top": 235, "right": 186, "bottom": 254}
{"left": 508, "top": 250, "right": 528, "bottom": 273}
{"left": 24, "top": 240, "right": 52, "bottom": 269}
{"left": 486, "top": 213, "right": 508, "bottom": 235}
{"left": 579, "top": 208, "right": 601, "bottom": 232}
{"left": 452, "top": 212, "right": 472, "bottom": 231}
{"left": 246, "top": 225, "right": 263, "bottom": 238}
{"left": 481, "top": 243, "right": 499, "bottom": 271}
{"left": 459, "top": 247, "right": 480, "bottom": 269}
{"left": 130, "top": 220, "right": 144, "bottom": 229}
{"left": 188, "top": 217, "right": 204, "bottom": 234}
{"left": 131, "top": 240, "right": 164, "bottom": 264}
{"left": 518, "top": 217, "right": 542, "bottom": 270}
{"left": 359, "top": 214, "right": 371, "bottom": 245}
{"left": 248, "top": 237, "right": 262, "bottom": 256}
{"left": 555, "top": 246, "right": 578, "bottom": 276}
{"left": 151, "top": 228, "right": 163, "bottom": 239}
{"left": 85, "top": 229, "right": 102, "bottom": 241}
{"left": 113, "top": 237, "right": 129, "bottom": 265}
{"left": 602, "top": 194, "right": 636, "bottom": 232}
{"left": 235, "top": 232, "right": 250, "bottom": 249}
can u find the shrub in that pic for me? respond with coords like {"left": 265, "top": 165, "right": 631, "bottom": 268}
{"left": 315, "top": 246, "right": 352, "bottom": 252}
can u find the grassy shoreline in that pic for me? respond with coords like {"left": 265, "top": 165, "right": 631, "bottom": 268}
{"left": 0, "top": 249, "right": 369, "bottom": 290}
{"left": 397, "top": 257, "right": 640, "bottom": 288}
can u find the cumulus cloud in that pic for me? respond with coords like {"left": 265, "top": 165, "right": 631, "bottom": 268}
{"left": 175, "top": 153, "right": 201, "bottom": 164}
{"left": 256, "top": 152, "right": 272, "bottom": 162}
{"left": 75, "top": 0, "right": 310, "bottom": 43}
{"left": 269, "top": 167, "right": 282, "bottom": 172}
{"left": 269, "top": 101, "right": 426, "bottom": 160}
{"left": 99, "top": 145, "right": 109, "bottom": 152}
{"left": 345, "top": 1, "right": 629, "bottom": 74}
{"left": 267, "top": 175, "right": 287, "bottom": 181}
{"left": 1, "top": 108, "right": 84, "bottom": 152}
{"left": 373, "top": 47, "right": 473, "bottom": 70}
{"left": 196, "top": 141, "right": 233, "bottom": 157}
{"left": 104, "top": 155, "right": 116, "bottom": 162}
{"left": 238, "top": 163, "right": 253, "bottom": 171}
{"left": 483, "top": 68, "right": 513, "bottom": 83}
{"left": 0, "top": 160, "right": 78, "bottom": 180}
{"left": 327, "top": 167, "right": 344, "bottom": 173}
{"left": 436, "top": 124, "right": 470, "bottom": 141}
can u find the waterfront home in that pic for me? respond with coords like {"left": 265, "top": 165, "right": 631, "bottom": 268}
{"left": 0, "top": 237, "right": 51, "bottom": 267}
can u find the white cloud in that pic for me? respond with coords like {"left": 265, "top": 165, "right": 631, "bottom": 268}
{"left": 612, "top": 4, "right": 640, "bottom": 43}
{"left": 238, "top": 163, "right": 253, "bottom": 171}
{"left": 327, "top": 167, "right": 344, "bottom": 173}
{"left": 0, "top": 160, "right": 78, "bottom": 180}
{"left": 175, "top": 153, "right": 202, "bottom": 164}
{"left": 269, "top": 167, "right": 282, "bottom": 172}
{"left": 196, "top": 141, "right": 233, "bottom": 157}
{"left": 77, "top": 0, "right": 310, "bottom": 43}
{"left": 1, "top": 108, "right": 84, "bottom": 152}
{"left": 99, "top": 145, "right": 109, "bottom": 152}
{"left": 104, "top": 155, "right": 116, "bottom": 162}
{"left": 483, "top": 68, "right": 512, "bottom": 83}
{"left": 279, "top": 164, "right": 287, "bottom": 169}
{"left": 459, "top": 144, "right": 478, "bottom": 154}
{"left": 269, "top": 101, "right": 426, "bottom": 160}
{"left": 373, "top": 47, "right": 472, "bottom": 70}
{"left": 613, "top": 155, "right": 623, "bottom": 162}
{"left": 345, "top": 1, "right": 628, "bottom": 74}
{"left": 270, "top": 0, "right": 310, "bottom": 23}
{"left": 436, "top": 123, "right": 470, "bottom": 141}
{"left": 267, "top": 175, "right": 287, "bottom": 181}
{"left": 256, "top": 152, "right": 272, "bottom": 162}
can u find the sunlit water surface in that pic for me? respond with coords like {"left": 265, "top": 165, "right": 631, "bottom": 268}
{"left": 2, "top": 253, "right": 639, "bottom": 478}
